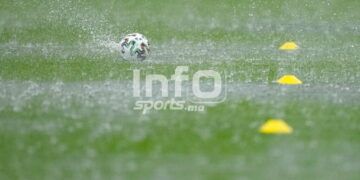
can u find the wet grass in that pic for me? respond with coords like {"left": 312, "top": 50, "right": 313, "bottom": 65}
{"left": 0, "top": 0, "right": 360, "bottom": 179}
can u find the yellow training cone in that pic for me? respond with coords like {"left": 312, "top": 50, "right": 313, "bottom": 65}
{"left": 277, "top": 75, "right": 302, "bottom": 85}
{"left": 259, "top": 119, "right": 293, "bottom": 134}
{"left": 279, "top": 41, "right": 298, "bottom": 51}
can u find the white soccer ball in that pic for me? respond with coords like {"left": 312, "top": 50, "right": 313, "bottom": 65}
{"left": 119, "top": 33, "right": 150, "bottom": 61}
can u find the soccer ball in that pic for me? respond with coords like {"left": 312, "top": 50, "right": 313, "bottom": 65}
{"left": 119, "top": 33, "right": 150, "bottom": 61}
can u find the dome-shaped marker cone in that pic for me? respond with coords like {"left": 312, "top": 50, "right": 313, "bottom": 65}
{"left": 279, "top": 41, "right": 298, "bottom": 51}
{"left": 259, "top": 119, "right": 293, "bottom": 134}
{"left": 277, "top": 75, "right": 303, "bottom": 85}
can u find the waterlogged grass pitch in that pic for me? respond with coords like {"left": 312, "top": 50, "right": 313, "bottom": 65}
{"left": 0, "top": 0, "right": 360, "bottom": 179}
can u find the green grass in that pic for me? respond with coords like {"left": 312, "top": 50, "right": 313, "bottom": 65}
{"left": 0, "top": 0, "right": 360, "bottom": 179}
